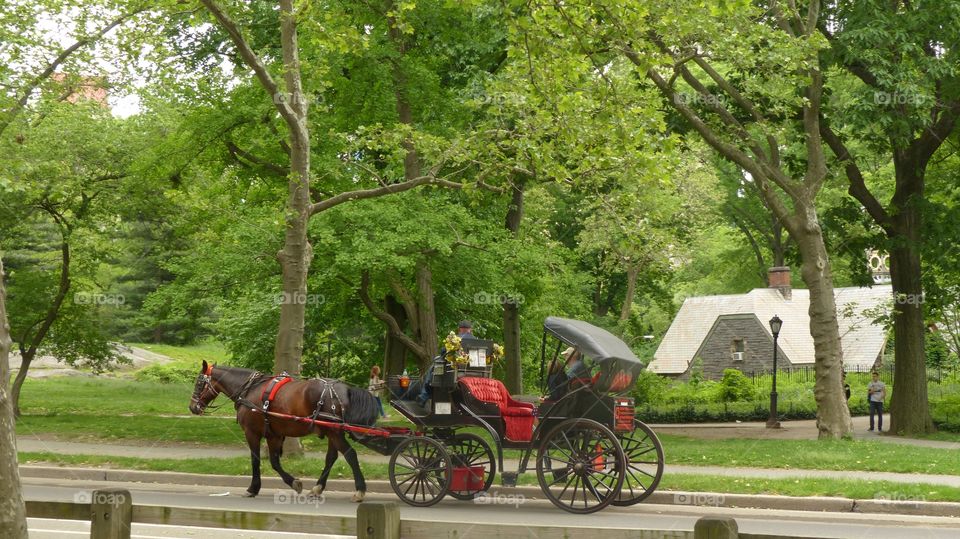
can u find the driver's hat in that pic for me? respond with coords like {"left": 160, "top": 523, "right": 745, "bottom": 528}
{"left": 561, "top": 347, "right": 576, "bottom": 359}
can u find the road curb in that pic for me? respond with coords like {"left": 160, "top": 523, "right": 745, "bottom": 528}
{"left": 19, "top": 465, "right": 960, "bottom": 517}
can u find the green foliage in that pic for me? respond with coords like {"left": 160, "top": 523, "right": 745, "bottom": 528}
{"left": 134, "top": 361, "right": 197, "bottom": 384}
{"left": 718, "top": 369, "right": 756, "bottom": 402}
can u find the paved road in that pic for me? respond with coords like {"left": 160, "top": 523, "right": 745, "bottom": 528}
{"left": 28, "top": 517, "right": 351, "bottom": 539}
{"left": 21, "top": 478, "right": 960, "bottom": 539}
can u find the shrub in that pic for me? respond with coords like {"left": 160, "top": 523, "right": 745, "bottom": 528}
{"left": 718, "top": 369, "right": 755, "bottom": 402}
{"left": 134, "top": 361, "right": 198, "bottom": 384}
{"left": 632, "top": 369, "right": 669, "bottom": 406}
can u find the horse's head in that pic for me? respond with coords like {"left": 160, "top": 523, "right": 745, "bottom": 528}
{"left": 189, "top": 360, "right": 220, "bottom": 415}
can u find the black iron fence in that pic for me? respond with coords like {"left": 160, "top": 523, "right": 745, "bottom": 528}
{"left": 744, "top": 364, "right": 960, "bottom": 387}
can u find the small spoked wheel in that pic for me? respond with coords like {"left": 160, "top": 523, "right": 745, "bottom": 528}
{"left": 536, "top": 418, "right": 626, "bottom": 514}
{"left": 446, "top": 433, "right": 496, "bottom": 500}
{"left": 389, "top": 436, "right": 452, "bottom": 507}
{"left": 612, "top": 419, "right": 665, "bottom": 506}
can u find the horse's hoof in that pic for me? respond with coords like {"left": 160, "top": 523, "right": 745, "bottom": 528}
{"left": 352, "top": 491, "right": 366, "bottom": 503}
{"left": 241, "top": 491, "right": 257, "bottom": 498}
{"left": 310, "top": 485, "right": 325, "bottom": 497}
{"left": 292, "top": 479, "right": 303, "bottom": 494}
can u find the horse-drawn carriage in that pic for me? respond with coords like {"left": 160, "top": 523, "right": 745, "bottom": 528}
{"left": 189, "top": 316, "right": 664, "bottom": 514}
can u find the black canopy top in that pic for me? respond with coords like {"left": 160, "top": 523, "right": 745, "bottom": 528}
{"left": 542, "top": 317, "right": 642, "bottom": 366}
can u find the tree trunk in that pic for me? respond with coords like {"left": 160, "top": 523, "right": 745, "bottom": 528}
{"left": 272, "top": 0, "right": 312, "bottom": 381}
{"left": 382, "top": 295, "right": 408, "bottom": 377}
{"left": 619, "top": 265, "right": 639, "bottom": 322}
{"left": 887, "top": 161, "right": 934, "bottom": 434}
{"left": 11, "top": 238, "right": 71, "bottom": 417}
{"left": 503, "top": 178, "right": 524, "bottom": 393}
{"left": 793, "top": 212, "right": 853, "bottom": 439}
{"left": 276, "top": 0, "right": 311, "bottom": 457}
{"left": 415, "top": 261, "right": 438, "bottom": 372}
{"left": 0, "top": 258, "right": 29, "bottom": 538}
{"left": 9, "top": 352, "right": 33, "bottom": 419}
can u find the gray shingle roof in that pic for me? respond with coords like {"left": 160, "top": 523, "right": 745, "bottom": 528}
{"left": 648, "top": 286, "right": 892, "bottom": 374}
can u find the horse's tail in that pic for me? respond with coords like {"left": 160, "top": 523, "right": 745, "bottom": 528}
{"left": 344, "top": 386, "right": 379, "bottom": 426}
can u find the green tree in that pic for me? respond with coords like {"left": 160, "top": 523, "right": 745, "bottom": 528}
{"left": 0, "top": 101, "right": 138, "bottom": 415}
{"left": 817, "top": 0, "right": 960, "bottom": 434}
{"left": 534, "top": 0, "right": 853, "bottom": 437}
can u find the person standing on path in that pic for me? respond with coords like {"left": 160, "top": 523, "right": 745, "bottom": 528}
{"left": 368, "top": 365, "right": 387, "bottom": 418}
{"left": 867, "top": 371, "right": 887, "bottom": 432}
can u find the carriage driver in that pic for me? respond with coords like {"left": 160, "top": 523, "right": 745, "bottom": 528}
{"left": 544, "top": 346, "right": 587, "bottom": 402}
{"left": 416, "top": 320, "right": 475, "bottom": 406}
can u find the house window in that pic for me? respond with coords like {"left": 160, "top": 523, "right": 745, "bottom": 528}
{"left": 732, "top": 339, "right": 745, "bottom": 361}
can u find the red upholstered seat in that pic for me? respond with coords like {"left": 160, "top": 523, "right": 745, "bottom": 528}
{"left": 459, "top": 377, "right": 535, "bottom": 442}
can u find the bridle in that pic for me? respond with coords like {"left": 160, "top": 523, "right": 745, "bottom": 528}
{"left": 191, "top": 363, "right": 223, "bottom": 414}
{"left": 191, "top": 364, "right": 265, "bottom": 414}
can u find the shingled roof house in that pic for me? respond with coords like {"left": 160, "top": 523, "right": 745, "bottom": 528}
{"left": 647, "top": 267, "right": 892, "bottom": 380}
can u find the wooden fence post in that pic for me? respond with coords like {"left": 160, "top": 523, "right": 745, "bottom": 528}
{"left": 89, "top": 488, "right": 131, "bottom": 539}
{"left": 357, "top": 501, "right": 400, "bottom": 539}
{"left": 694, "top": 516, "right": 738, "bottom": 539}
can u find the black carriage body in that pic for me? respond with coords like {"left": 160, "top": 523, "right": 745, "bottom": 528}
{"left": 372, "top": 317, "right": 662, "bottom": 513}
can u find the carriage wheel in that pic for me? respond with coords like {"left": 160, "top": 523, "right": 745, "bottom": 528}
{"left": 389, "top": 436, "right": 452, "bottom": 507}
{"left": 612, "top": 419, "right": 665, "bottom": 506}
{"left": 536, "top": 418, "right": 625, "bottom": 514}
{"left": 446, "top": 433, "right": 496, "bottom": 500}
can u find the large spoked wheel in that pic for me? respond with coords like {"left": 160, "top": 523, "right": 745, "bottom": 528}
{"left": 536, "top": 418, "right": 626, "bottom": 514}
{"left": 389, "top": 436, "right": 452, "bottom": 507}
{"left": 446, "top": 433, "right": 496, "bottom": 500}
{"left": 612, "top": 419, "right": 665, "bottom": 506}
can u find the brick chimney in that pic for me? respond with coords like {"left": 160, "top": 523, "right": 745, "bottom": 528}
{"left": 768, "top": 266, "right": 792, "bottom": 300}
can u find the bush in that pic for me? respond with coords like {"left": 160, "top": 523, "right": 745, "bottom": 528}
{"left": 134, "top": 361, "right": 198, "bottom": 384}
{"left": 719, "top": 369, "right": 755, "bottom": 402}
{"left": 632, "top": 369, "right": 669, "bottom": 406}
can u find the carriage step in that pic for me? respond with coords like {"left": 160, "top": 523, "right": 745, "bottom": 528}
{"left": 501, "top": 472, "right": 518, "bottom": 487}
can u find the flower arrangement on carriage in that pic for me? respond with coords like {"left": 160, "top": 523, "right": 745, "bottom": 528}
{"left": 443, "top": 331, "right": 504, "bottom": 367}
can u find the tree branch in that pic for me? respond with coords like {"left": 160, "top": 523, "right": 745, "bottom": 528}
{"left": 358, "top": 271, "right": 430, "bottom": 363}
{"left": 199, "top": 0, "right": 300, "bottom": 134}
{"left": 0, "top": 7, "right": 145, "bottom": 136}
{"left": 819, "top": 118, "right": 893, "bottom": 233}
{"left": 225, "top": 140, "right": 288, "bottom": 176}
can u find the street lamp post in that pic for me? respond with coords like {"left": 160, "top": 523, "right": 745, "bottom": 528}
{"left": 767, "top": 315, "right": 783, "bottom": 429}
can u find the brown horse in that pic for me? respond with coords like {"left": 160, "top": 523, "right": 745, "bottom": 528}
{"left": 189, "top": 360, "right": 379, "bottom": 501}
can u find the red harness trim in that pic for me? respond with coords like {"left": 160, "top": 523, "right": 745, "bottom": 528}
{"left": 261, "top": 375, "right": 293, "bottom": 405}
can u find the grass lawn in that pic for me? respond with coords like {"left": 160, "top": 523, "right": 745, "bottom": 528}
{"left": 19, "top": 451, "right": 960, "bottom": 502}
{"left": 125, "top": 341, "right": 231, "bottom": 364}
{"left": 660, "top": 434, "right": 960, "bottom": 476}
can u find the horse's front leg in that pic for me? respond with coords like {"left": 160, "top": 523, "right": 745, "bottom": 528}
{"left": 267, "top": 435, "right": 302, "bottom": 494}
{"left": 310, "top": 441, "right": 339, "bottom": 497}
{"left": 336, "top": 433, "right": 366, "bottom": 502}
{"left": 242, "top": 429, "right": 262, "bottom": 497}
